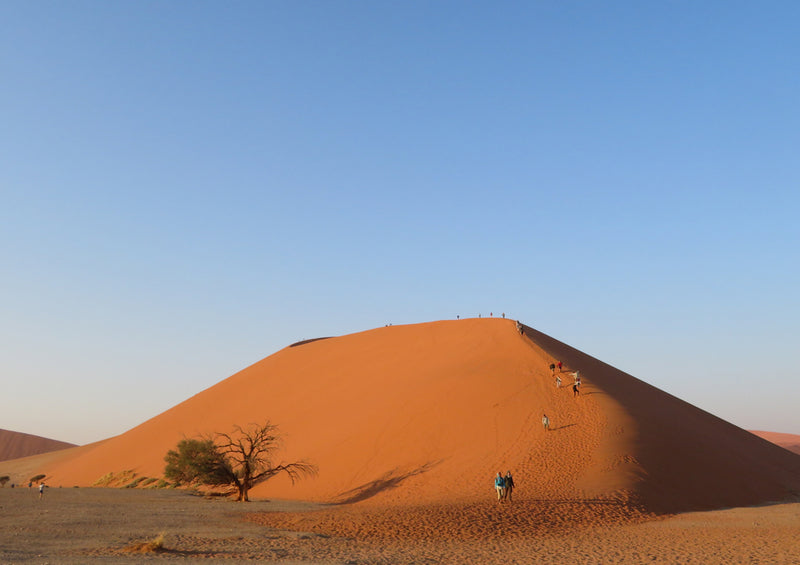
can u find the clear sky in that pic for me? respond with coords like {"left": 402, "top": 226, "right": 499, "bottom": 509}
{"left": 2, "top": 2, "right": 798, "bottom": 445}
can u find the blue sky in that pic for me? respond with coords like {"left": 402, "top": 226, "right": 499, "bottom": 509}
{"left": 2, "top": 2, "right": 798, "bottom": 444}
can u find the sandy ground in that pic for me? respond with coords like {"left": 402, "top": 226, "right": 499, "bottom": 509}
{"left": 2, "top": 488, "right": 799, "bottom": 564}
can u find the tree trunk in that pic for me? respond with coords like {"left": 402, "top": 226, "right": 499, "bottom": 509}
{"left": 238, "top": 463, "right": 251, "bottom": 502}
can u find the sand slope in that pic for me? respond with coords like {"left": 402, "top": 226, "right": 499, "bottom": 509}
{"left": 0, "top": 429, "right": 75, "bottom": 462}
{"left": 4, "top": 319, "right": 800, "bottom": 513}
{"left": 750, "top": 430, "right": 800, "bottom": 456}
{"left": 521, "top": 325, "right": 800, "bottom": 512}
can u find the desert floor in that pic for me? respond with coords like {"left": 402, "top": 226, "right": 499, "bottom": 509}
{"left": 1, "top": 488, "right": 799, "bottom": 564}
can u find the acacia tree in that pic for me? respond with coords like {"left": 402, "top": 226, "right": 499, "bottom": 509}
{"left": 164, "top": 438, "right": 230, "bottom": 486}
{"left": 164, "top": 421, "right": 317, "bottom": 502}
{"left": 0, "top": 476, "right": 9, "bottom": 487}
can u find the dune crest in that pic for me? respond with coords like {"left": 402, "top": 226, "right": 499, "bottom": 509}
{"left": 5, "top": 319, "right": 799, "bottom": 513}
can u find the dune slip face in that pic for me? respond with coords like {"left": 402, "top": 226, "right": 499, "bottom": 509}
{"left": 0, "top": 429, "right": 75, "bottom": 462}
{"left": 4, "top": 318, "right": 799, "bottom": 520}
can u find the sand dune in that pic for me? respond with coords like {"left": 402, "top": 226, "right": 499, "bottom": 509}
{"left": 4, "top": 319, "right": 799, "bottom": 515}
{"left": 750, "top": 430, "right": 800, "bottom": 456}
{"left": 0, "top": 429, "right": 75, "bottom": 462}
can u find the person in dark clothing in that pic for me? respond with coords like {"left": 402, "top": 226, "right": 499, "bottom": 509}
{"left": 503, "top": 471, "right": 515, "bottom": 502}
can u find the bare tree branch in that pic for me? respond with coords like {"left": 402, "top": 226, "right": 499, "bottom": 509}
{"left": 165, "top": 421, "right": 317, "bottom": 501}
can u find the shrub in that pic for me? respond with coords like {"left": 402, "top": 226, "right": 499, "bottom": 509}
{"left": 93, "top": 472, "right": 114, "bottom": 487}
{"left": 124, "top": 477, "right": 146, "bottom": 489}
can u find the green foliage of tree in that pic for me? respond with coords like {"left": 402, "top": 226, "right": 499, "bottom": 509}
{"left": 164, "top": 438, "right": 231, "bottom": 486}
{"left": 29, "top": 474, "right": 45, "bottom": 483}
{"left": 164, "top": 422, "right": 317, "bottom": 502}
{"left": 0, "top": 476, "right": 10, "bottom": 487}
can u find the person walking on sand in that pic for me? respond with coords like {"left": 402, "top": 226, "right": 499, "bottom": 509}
{"left": 573, "top": 383, "right": 580, "bottom": 397}
{"left": 503, "top": 471, "right": 515, "bottom": 502}
{"left": 557, "top": 360, "right": 563, "bottom": 372}
{"left": 556, "top": 375, "right": 562, "bottom": 388}
{"left": 542, "top": 413, "right": 550, "bottom": 431}
{"left": 38, "top": 482, "right": 45, "bottom": 499}
{"left": 550, "top": 363, "right": 556, "bottom": 375}
{"left": 494, "top": 472, "right": 506, "bottom": 502}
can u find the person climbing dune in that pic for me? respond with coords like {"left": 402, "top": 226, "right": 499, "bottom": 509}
{"left": 503, "top": 471, "right": 515, "bottom": 502}
{"left": 494, "top": 472, "right": 506, "bottom": 502}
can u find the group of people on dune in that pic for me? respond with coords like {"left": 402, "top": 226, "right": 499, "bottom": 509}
{"left": 544, "top": 362, "right": 582, "bottom": 432}
{"left": 494, "top": 350, "right": 587, "bottom": 501}
{"left": 494, "top": 470, "right": 515, "bottom": 502}
{"left": 551, "top": 361, "right": 581, "bottom": 396}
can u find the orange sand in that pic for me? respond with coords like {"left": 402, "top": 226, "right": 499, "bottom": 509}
{"left": 4, "top": 319, "right": 800, "bottom": 516}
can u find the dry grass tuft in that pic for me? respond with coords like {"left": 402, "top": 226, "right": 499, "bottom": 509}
{"left": 93, "top": 470, "right": 138, "bottom": 487}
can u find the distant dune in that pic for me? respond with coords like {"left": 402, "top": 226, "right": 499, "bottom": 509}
{"left": 3, "top": 319, "right": 799, "bottom": 514}
{"left": 750, "top": 430, "right": 800, "bottom": 456}
{"left": 0, "top": 429, "right": 75, "bottom": 462}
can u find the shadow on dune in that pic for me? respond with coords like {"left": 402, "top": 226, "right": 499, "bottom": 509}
{"left": 289, "top": 337, "right": 333, "bottom": 348}
{"left": 331, "top": 461, "right": 442, "bottom": 505}
{"left": 520, "top": 498, "right": 632, "bottom": 506}
{"left": 520, "top": 323, "right": 800, "bottom": 514}
{"left": 550, "top": 424, "right": 577, "bottom": 432}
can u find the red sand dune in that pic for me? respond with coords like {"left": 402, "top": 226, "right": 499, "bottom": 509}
{"left": 0, "top": 429, "right": 75, "bottom": 462}
{"left": 5, "top": 319, "right": 800, "bottom": 513}
{"left": 750, "top": 430, "right": 800, "bottom": 456}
